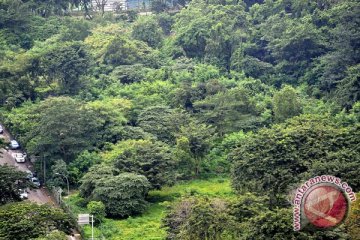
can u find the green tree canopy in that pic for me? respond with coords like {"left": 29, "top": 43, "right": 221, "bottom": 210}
{"left": 0, "top": 165, "right": 28, "bottom": 205}
{"left": 79, "top": 164, "right": 115, "bottom": 198}
{"left": 131, "top": 17, "right": 164, "bottom": 48}
{"left": 137, "top": 105, "right": 189, "bottom": 144}
{"left": 39, "top": 41, "right": 91, "bottom": 95}
{"left": 0, "top": 202, "right": 73, "bottom": 240}
{"left": 273, "top": 85, "right": 302, "bottom": 122}
{"left": 113, "top": 140, "right": 176, "bottom": 189}
{"left": 175, "top": 119, "right": 215, "bottom": 177}
{"left": 231, "top": 114, "right": 360, "bottom": 207}
{"left": 163, "top": 197, "right": 240, "bottom": 240}
{"left": 87, "top": 201, "right": 106, "bottom": 224}
{"left": 24, "top": 97, "right": 101, "bottom": 163}
{"left": 93, "top": 173, "right": 150, "bottom": 217}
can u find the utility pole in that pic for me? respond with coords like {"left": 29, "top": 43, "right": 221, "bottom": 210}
{"left": 91, "top": 215, "right": 94, "bottom": 240}
{"left": 58, "top": 187, "right": 63, "bottom": 204}
{"left": 78, "top": 214, "right": 95, "bottom": 239}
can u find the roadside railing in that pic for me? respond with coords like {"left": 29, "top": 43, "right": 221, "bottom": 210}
{"left": 51, "top": 186, "right": 85, "bottom": 238}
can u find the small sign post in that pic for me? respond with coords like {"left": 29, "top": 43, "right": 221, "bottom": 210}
{"left": 78, "top": 214, "right": 90, "bottom": 225}
{"left": 78, "top": 214, "right": 94, "bottom": 239}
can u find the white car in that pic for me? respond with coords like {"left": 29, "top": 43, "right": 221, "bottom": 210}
{"left": 19, "top": 189, "right": 28, "bottom": 199}
{"left": 10, "top": 140, "right": 20, "bottom": 149}
{"left": 13, "top": 153, "right": 26, "bottom": 163}
{"left": 31, "top": 177, "right": 41, "bottom": 188}
{"left": 0, "top": 125, "right": 3, "bottom": 134}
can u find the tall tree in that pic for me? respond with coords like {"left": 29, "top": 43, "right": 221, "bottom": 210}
{"left": 273, "top": 85, "right": 302, "bottom": 122}
{"left": 131, "top": 17, "right": 164, "bottom": 48}
{"left": 40, "top": 42, "right": 91, "bottom": 95}
{"left": 79, "top": 164, "right": 115, "bottom": 198}
{"left": 231, "top": 115, "right": 360, "bottom": 207}
{"left": 113, "top": 140, "right": 176, "bottom": 189}
{"left": 25, "top": 97, "right": 101, "bottom": 163}
{"left": 194, "top": 87, "right": 262, "bottom": 134}
{"left": 137, "top": 106, "right": 189, "bottom": 144}
{"left": 175, "top": 119, "right": 215, "bottom": 177}
{"left": 93, "top": 173, "right": 150, "bottom": 217}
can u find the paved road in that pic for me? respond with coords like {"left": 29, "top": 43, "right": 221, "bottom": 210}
{"left": 0, "top": 126, "right": 54, "bottom": 205}
{"left": 1, "top": 127, "right": 79, "bottom": 239}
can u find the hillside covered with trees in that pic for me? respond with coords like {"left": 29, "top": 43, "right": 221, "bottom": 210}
{"left": 0, "top": 0, "right": 359, "bottom": 239}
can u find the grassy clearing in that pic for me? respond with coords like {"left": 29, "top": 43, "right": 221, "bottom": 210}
{"left": 66, "top": 178, "right": 234, "bottom": 240}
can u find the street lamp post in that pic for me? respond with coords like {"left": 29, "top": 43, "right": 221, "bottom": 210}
{"left": 55, "top": 172, "right": 70, "bottom": 195}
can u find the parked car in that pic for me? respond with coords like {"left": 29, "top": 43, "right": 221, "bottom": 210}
{"left": 10, "top": 140, "right": 20, "bottom": 149}
{"left": 19, "top": 189, "right": 28, "bottom": 199}
{"left": 13, "top": 153, "right": 26, "bottom": 163}
{"left": 26, "top": 170, "right": 33, "bottom": 180}
{"left": 0, "top": 125, "right": 3, "bottom": 134}
{"left": 31, "top": 177, "right": 41, "bottom": 188}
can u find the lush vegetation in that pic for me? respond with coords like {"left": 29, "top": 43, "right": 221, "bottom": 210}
{"left": 0, "top": 202, "right": 73, "bottom": 239}
{"left": 66, "top": 178, "right": 234, "bottom": 239}
{"left": 0, "top": 0, "right": 359, "bottom": 239}
{"left": 0, "top": 165, "right": 27, "bottom": 204}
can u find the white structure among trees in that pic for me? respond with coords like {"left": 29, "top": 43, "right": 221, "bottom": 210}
{"left": 92, "top": 0, "right": 127, "bottom": 12}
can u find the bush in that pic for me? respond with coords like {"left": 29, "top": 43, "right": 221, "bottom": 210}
{"left": 113, "top": 140, "right": 176, "bottom": 189}
{"left": 0, "top": 202, "right": 73, "bottom": 240}
{"left": 87, "top": 201, "right": 106, "bottom": 224}
{"left": 93, "top": 173, "right": 151, "bottom": 218}
{"left": 163, "top": 197, "right": 240, "bottom": 240}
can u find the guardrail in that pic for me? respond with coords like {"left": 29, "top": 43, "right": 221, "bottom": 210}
{"left": 51, "top": 186, "right": 85, "bottom": 239}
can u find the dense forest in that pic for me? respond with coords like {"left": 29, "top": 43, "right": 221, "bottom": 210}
{"left": 0, "top": 0, "right": 359, "bottom": 239}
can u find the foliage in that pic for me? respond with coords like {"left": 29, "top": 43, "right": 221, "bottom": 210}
{"left": 205, "top": 131, "right": 248, "bottom": 175}
{"left": 66, "top": 178, "right": 234, "bottom": 239}
{"left": 273, "top": 85, "right": 302, "bottom": 122}
{"left": 132, "top": 17, "right": 164, "bottom": 48}
{"left": 194, "top": 86, "right": 263, "bottom": 134}
{"left": 110, "top": 64, "right": 149, "bottom": 84}
{"left": 345, "top": 193, "right": 360, "bottom": 239}
{"left": 39, "top": 41, "right": 91, "bottom": 95}
{"left": 68, "top": 151, "right": 102, "bottom": 185}
{"left": 50, "top": 159, "right": 69, "bottom": 187}
{"left": 335, "top": 64, "right": 360, "bottom": 109}
{"left": 87, "top": 201, "right": 106, "bottom": 224}
{"left": 104, "top": 35, "right": 154, "bottom": 66}
{"left": 231, "top": 115, "right": 360, "bottom": 207}
{"left": 34, "top": 230, "right": 68, "bottom": 240}
{"left": 79, "top": 164, "right": 115, "bottom": 198}
{"left": 164, "top": 197, "right": 240, "bottom": 240}
{"left": 175, "top": 119, "right": 215, "bottom": 177}
{"left": 0, "top": 202, "right": 73, "bottom": 240}
{"left": 156, "top": 13, "right": 174, "bottom": 35}
{"left": 84, "top": 23, "right": 123, "bottom": 62}
{"left": 243, "top": 208, "right": 309, "bottom": 240}
{"left": 22, "top": 97, "right": 101, "bottom": 163}
{"left": 85, "top": 98, "right": 131, "bottom": 145}
{"left": 0, "top": 165, "right": 28, "bottom": 205}
{"left": 137, "top": 105, "right": 189, "bottom": 144}
{"left": 113, "top": 140, "right": 176, "bottom": 189}
{"left": 173, "top": 2, "right": 247, "bottom": 71}
{"left": 1, "top": 0, "right": 360, "bottom": 239}
{"left": 93, "top": 173, "right": 151, "bottom": 217}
